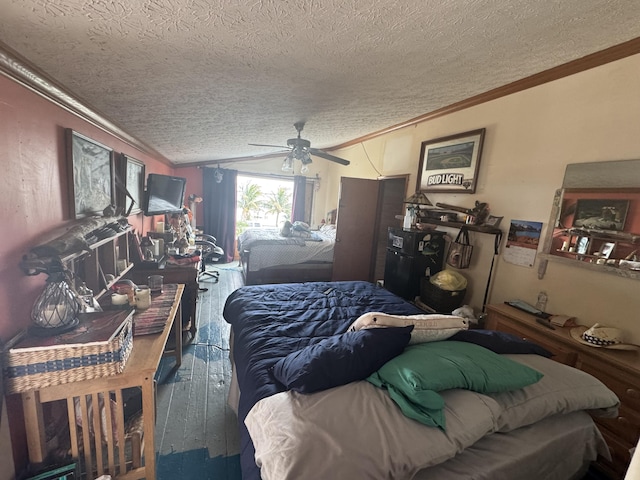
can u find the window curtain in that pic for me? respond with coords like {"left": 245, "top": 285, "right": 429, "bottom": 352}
{"left": 291, "top": 175, "right": 307, "bottom": 223}
{"left": 203, "top": 168, "right": 237, "bottom": 263}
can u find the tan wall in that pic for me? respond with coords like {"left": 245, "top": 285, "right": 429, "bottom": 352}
{"left": 326, "top": 53, "right": 640, "bottom": 344}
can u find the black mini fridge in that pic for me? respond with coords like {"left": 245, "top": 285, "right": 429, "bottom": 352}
{"left": 383, "top": 227, "right": 445, "bottom": 300}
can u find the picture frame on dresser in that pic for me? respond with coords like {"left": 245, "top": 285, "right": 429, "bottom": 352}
{"left": 66, "top": 129, "right": 115, "bottom": 219}
{"left": 417, "top": 128, "right": 486, "bottom": 194}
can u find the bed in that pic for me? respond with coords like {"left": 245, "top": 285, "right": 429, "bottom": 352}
{"left": 223, "top": 281, "right": 619, "bottom": 480}
{"left": 237, "top": 224, "right": 336, "bottom": 285}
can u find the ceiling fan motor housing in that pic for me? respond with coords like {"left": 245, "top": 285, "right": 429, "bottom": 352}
{"left": 287, "top": 138, "right": 311, "bottom": 148}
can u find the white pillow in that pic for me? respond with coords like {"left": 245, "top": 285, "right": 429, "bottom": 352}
{"left": 347, "top": 312, "right": 468, "bottom": 344}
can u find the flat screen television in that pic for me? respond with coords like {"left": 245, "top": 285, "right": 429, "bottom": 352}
{"left": 143, "top": 173, "right": 187, "bottom": 216}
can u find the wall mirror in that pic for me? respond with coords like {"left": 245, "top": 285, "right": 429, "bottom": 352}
{"left": 541, "top": 159, "right": 640, "bottom": 280}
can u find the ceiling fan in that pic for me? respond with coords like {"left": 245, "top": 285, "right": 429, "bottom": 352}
{"left": 249, "top": 122, "right": 350, "bottom": 171}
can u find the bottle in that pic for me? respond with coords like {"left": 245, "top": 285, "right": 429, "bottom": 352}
{"left": 535, "top": 291, "right": 548, "bottom": 312}
{"left": 77, "top": 282, "right": 95, "bottom": 312}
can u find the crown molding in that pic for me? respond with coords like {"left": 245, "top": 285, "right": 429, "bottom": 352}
{"left": 0, "top": 42, "right": 173, "bottom": 166}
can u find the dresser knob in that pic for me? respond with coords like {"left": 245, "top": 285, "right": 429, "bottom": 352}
{"left": 626, "top": 388, "right": 640, "bottom": 399}
{"left": 617, "top": 416, "right": 630, "bottom": 427}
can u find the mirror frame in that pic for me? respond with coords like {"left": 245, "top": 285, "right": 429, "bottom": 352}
{"left": 540, "top": 159, "right": 640, "bottom": 281}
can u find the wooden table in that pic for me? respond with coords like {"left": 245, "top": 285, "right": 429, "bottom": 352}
{"left": 21, "top": 284, "right": 184, "bottom": 480}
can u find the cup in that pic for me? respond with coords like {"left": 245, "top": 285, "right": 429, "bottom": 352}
{"left": 148, "top": 275, "right": 164, "bottom": 294}
{"left": 134, "top": 286, "right": 152, "bottom": 310}
{"left": 111, "top": 292, "right": 129, "bottom": 306}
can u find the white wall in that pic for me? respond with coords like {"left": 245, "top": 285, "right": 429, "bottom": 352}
{"left": 325, "top": 53, "right": 640, "bottom": 344}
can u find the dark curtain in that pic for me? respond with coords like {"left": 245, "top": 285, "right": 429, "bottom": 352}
{"left": 291, "top": 175, "right": 307, "bottom": 223}
{"left": 203, "top": 168, "right": 237, "bottom": 263}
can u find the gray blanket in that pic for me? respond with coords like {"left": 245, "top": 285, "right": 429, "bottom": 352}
{"left": 238, "top": 227, "right": 322, "bottom": 251}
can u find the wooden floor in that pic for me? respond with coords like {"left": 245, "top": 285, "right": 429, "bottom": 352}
{"left": 155, "top": 265, "right": 244, "bottom": 480}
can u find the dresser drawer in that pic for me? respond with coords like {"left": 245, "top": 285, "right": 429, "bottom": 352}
{"left": 492, "top": 321, "right": 577, "bottom": 366}
{"left": 595, "top": 404, "right": 640, "bottom": 445}
{"left": 579, "top": 357, "right": 640, "bottom": 412}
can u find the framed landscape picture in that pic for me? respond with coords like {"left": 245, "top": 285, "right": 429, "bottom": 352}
{"left": 417, "top": 128, "right": 486, "bottom": 194}
{"left": 573, "top": 199, "right": 629, "bottom": 231}
{"left": 66, "top": 130, "right": 114, "bottom": 219}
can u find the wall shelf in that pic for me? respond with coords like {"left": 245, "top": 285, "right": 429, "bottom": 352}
{"left": 417, "top": 219, "right": 502, "bottom": 235}
{"left": 20, "top": 222, "right": 134, "bottom": 300}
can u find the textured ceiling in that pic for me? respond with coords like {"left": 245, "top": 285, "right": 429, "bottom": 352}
{"left": 0, "top": 0, "right": 639, "bottom": 165}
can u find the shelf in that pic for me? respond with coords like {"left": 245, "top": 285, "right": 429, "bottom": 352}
{"left": 20, "top": 225, "right": 135, "bottom": 302}
{"left": 539, "top": 252, "right": 640, "bottom": 280}
{"left": 560, "top": 228, "right": 640, "bottom": 244}
{"left": 417, "top": 219, "right": 502, "bottom": 235}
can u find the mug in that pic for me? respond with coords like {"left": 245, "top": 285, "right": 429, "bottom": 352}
{"left": 134, "top": 286, "right": 152, "bottom": 310}
{"left": 111, "top": 292, "right": 129, "bottom": 306}
{"left": 148, "top": 275, "right": 164, "bottom": 294}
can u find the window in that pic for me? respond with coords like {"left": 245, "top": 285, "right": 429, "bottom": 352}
{"left": 236, "top": 174, "right": 293, "bottom": 234}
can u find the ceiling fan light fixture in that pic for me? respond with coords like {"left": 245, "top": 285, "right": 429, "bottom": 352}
{"left": 301, "top": 151, "right": 313, "bottom": 165}
{"left": 282, "top": 154, "right": 294, "bottom": 172}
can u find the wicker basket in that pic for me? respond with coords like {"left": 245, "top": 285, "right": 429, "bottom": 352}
{"left": 420, "top": 278, "right": 466, "bottom": 313}
{"left": 3, "top": 309, "right": 133, "bottom": 394}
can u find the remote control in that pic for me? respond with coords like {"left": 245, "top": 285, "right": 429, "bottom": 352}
{"left": 505, "top": 300, "right": 552, "bottom": 319}
{"left": 536, "top": 318, "right": 556, "bottom": 330}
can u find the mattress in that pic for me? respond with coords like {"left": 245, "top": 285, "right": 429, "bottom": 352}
{"left": 238, "top": 227, "right": 335, "bottom": 271}
{"left": 223, "top": 281, "right": 423, "bottom": 479}
{"left": 223, "top": 281, "right": 618, "bottom": 480}
{"left": 245, "top": 353, "right": 617, "bottom": 479}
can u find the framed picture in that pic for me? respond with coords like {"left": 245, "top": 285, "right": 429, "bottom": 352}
{"left": 66, "top": 129, "right": 114, "bottom": 219}
{"left": 485, "top": 215, "right": 503, "bottom": 227}
{"left": 573, "top": 199, "right": 629, "bottom": 231}
{"left": 417, "top": 128, "right": 486, "bottom": 193}
{"left": 598, "top": 242, "right": 616, "bottom": 259}
{"left": 124, "top": 155, "right": 145, "bottom": 215}
{"left": 576, "top": 236, "right": 590, "bottom": 255}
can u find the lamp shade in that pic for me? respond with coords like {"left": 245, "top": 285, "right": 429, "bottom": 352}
{"left": 404, "top": 192, "right": 432, "bottom": 206}
{"left": 31, "top": 270, "right": 81, "bottom": 335}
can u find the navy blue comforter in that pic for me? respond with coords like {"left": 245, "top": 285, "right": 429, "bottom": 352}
{"left": 223, "top": 281, "right": 422, "bottom": 480}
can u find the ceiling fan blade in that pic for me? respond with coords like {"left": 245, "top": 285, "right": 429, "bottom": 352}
{"left": 249, "top": 143, "right": 290, "bottom": 149}
{"left": 309, "top": 148, "right": 350, "bottom": 166}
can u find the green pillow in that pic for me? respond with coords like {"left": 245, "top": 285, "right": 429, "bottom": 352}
{"left": 367, "top": 341, "right": 543, "bottom": 429}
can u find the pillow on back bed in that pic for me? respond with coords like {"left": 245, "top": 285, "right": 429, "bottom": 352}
{"left": 367, "top": 341, "right": 543, "bottom": 429}
{"left": 272, "top": 326, "right": 413, "bottom": 394}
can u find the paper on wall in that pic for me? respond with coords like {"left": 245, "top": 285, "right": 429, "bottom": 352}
{"left": 503, "top": 220, "right": 543, "bottom": 268}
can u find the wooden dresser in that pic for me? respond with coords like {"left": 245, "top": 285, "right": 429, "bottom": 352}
{"left": 486, "top": 304, "right": 640, "bottom": 479}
